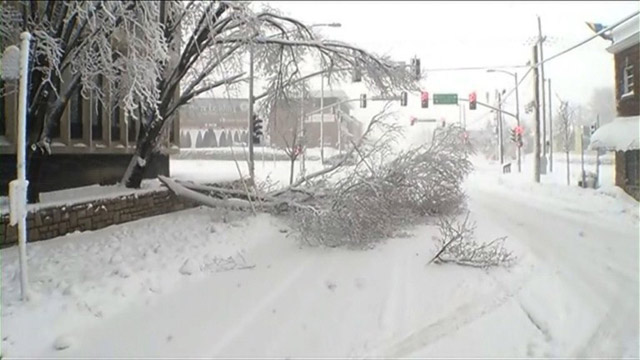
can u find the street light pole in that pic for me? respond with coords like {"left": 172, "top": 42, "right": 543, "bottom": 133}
{"left": 320, "top": 73, "right": 324, "bottom": 163}
{"left": 487, "top": 68, "right": 521, "bottom": 172}
{"left": 247, "top": 44, "right": 255, "bottom": 182}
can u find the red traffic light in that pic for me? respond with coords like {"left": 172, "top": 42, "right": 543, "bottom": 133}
{"left": 469, "top": 91, "right": 477, "bottom": 110}
{"left": 420, "top": 91, "right": 429, "bottom": 108}
{"left": 515, "top": 125, "right": 524, "bottom": 135}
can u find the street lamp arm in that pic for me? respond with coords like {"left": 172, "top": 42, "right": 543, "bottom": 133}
{"left": 253, "top": 66, "right": 352, "bottom": 101}
{"left": 459, "top": 98, "right": 518, "bottom": 120}
{"left": 304, "top": 95, "right": 399, "bottom": 117}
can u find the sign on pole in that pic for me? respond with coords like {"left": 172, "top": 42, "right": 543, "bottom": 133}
{"left": 433, "top": 93, "right": 458, "bottom": 105}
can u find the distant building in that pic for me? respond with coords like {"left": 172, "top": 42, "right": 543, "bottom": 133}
{"left": 177, "top": 98, "right": 249, "bottom": 148}
{"left": 269, "top": 89, "right": 362, "bottom": 150}
{"left": 589, "top": 14, "right": 639, "bottom": 200}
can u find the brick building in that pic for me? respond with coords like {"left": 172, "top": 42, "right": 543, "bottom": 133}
{"left": 269, "top": 89, "right": 363, "bottom": 150}
{"left": 589, "top": 14, "right": 639, "bottom": 200}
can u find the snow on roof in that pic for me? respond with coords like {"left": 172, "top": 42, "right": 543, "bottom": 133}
{"left": 589, "top": 115, "right": 640, "bottom": 151}
{"left": 606, "top": 15, "right": 640, "bottom": 54}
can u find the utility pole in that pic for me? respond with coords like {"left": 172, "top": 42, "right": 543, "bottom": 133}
{"left": 247, "top": 45, "right": 255, "bottom": 182}
{"left": 514, "top": 72, "right": 521, "bottom": 173}
{"left": 595, "top": 114, "right": 600, "bottom": 187}
{"left": 497, "top": 90, "right": 504, "bottom": 164}
{"left": 538, "top": 16, "right": 547, "bottom": 174}
{"left": 300, "top": 85, "right": 306, "bottom": 175}
{"left": 320, "top": 74, "right": 325, "bottom": 163}
{"left": 548, "top": 79, "right": 553, "bottom": 172}
{"left": 533, "top": 44, "right": 541, "bottom": 183}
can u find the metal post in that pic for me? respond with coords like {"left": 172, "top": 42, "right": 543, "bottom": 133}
{"left": 580, "top": 133, "right": 586, "bottom": 187}
{"left": 595, "top": 114, "right": 600, "bottom": 188}
{"left": 532, "top": 44, "right": 541, "bottom": 183}
{"left": 248, "top": 45, "right": 255, "bottom": 182}
{"left": 548, "top": 79, "right": 553, "bottom": 172}
{"left": 497, "top": 91, "right": 504, "bottom": 164}
{"left": 337, "top": 110, "right": 342, "bottom": 155}
{"left": 538, "top": 16, "right": 547, "bottom": 173}
{"left": 320, "top": 74, "right": 325, "bottom": 163}
{"left": 514, "top": 72, "right": 521, "bottom": 173}
{"left": 300, "top": 86, "right": 306, "bottom": 175}
{"left": 16, "top": 32, "right": 31, "bottom": 301}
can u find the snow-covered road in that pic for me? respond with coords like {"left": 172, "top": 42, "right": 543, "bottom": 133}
{"left": 1, "top": 161, "right": 638, "bottom": 358}
{"left": 467, "top": 184, "right": 639, "bottom": 358}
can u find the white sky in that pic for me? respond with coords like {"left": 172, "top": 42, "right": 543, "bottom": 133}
{"left": 255, "top": 1, "right": 638, "bottom": 129}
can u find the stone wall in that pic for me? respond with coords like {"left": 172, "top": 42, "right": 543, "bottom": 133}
{"left": 1, "top": 188, "right": 198, "bottom": 248}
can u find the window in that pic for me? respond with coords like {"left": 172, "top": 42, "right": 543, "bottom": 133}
{"left": 91, "top": 76, "right": 104, "bottom": 141}
{"left": 626, "top": 150, "right": 639, "bottom": 187}
{"left": 622, "top": 57, "right": 634, "bottom": 97}
{"left": 111, "top": 103, "right": 121, "bottom": 141}
{"left": 127, "top": 109, "right": 138, "bottom": 142}
{"left": 70, "top": 89, "right": 83, "bottom": 139}
{"left": 0, "top": 79, "right": 5, "bottom": 136}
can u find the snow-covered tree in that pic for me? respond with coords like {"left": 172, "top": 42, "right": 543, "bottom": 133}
{"left": 1, "top": 1, "right": 168, "bottom": 201}
{"left": 556, "top": 98, "right": 575, "bottom": 186}
{"left": 120, "top": 0, "right": 420, "bottom": 188}
{"left": 1, "top": 0, "right": 419, "bottom": 199}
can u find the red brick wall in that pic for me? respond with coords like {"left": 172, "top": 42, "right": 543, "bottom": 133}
{"left": 614, "top": 44, "right": 640, "bottom": 117}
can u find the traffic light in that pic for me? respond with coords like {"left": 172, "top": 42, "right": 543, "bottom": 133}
{"left": 410, "top": 116, "right": 417, "bottom": 126}
{"left": 252, "top": 115, "right": 263, "bottom": 144}
{"left": 360, "top": 94, "right": 367, "bottom": 108}
{"left": 400, "top": 91, "right": 408, "bottom": 107}
{"left": 410, "top": 57, "right": 421, "bottom": 80}
{"left": 469, "top": 91, "right": 477, "bottom": 110}
{"left": 590, "top": 123, "right": 598, "bottom": 136}
{"left": 420, "top": 91, "right": 429, "bottom": 108}
{"left": 510, "top": 128, "right": 517, "bottom": 143}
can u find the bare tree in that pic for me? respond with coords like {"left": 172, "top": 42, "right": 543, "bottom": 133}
{"left": 277, "top": 101, "right": 303, "bottom": 185}
{"left": 556, "top": 97, "right": 575, "bottom": 186}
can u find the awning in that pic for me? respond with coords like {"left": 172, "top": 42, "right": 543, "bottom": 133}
{"left": 589, "top": 115, "right": 640, "bottom": 151}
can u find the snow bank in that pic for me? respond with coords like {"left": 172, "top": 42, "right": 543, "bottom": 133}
{"left": 1, "top": 207, "right": 279, "bottom": 357}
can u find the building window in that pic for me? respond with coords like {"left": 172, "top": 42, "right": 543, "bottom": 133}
{"left": 622, "top": 58, "right": 634, "bottom": 97}
{"left": 0, "top": 79, "right": 5, "bottom": 136}
{"left": 111, "top": 103, "right": 121, "bottom": 141}
{"left": 626, "top": 150, "right": 639, "bottom": 187}
{"left": 127, "top": 110, "right": 137, "bottom": 142}
{"left": 91, "top": 76, "right": 104, "bottom": 141}
{"left": 70, "top": 89, "right": 83, "bottom": 139}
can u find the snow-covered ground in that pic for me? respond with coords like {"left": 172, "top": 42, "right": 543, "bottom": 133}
{"left": 1, "top": 158, "right": 638, "bottom": 358}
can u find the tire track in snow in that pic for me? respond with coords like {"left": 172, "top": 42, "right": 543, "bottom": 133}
{"left": 208, "top": 256, "right": 315, "bottom": 357}
{"left": 259, "top": 254, "right": 349, "bottom": 356}
{"left": 377, "top": 272, "right": 531, "bottom": 358}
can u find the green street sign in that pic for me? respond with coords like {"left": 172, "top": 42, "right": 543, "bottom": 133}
{"left": 433, "top": 93, "right": 458, "bottom": 105}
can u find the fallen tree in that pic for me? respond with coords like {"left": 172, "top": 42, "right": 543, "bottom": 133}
{"left": 160, "top": 104, "right": 480, "bottom": 249}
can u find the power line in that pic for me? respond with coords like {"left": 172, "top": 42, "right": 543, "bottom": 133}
{"left": 424, "top": 64, "right": 528, "bottom": 72}
{"left": 540, "top": 11, "right": 639, "bottom": 66}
